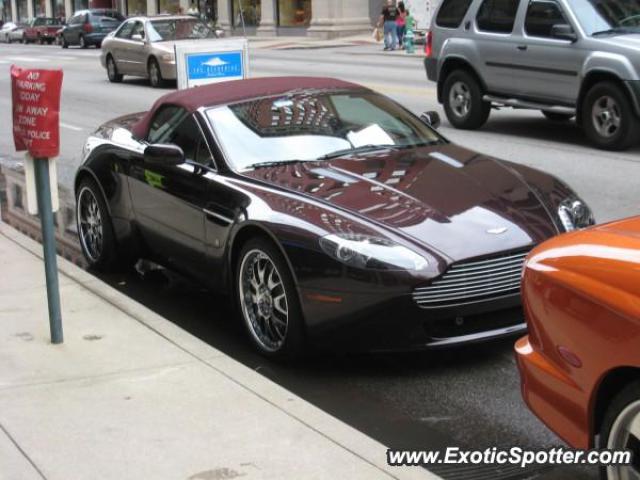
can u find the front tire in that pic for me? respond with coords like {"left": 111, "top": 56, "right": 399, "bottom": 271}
{"left": 236, "top": 238, "right": 305, "bottom": 358}
{"left": 442, "top": 69, "right": 491, "bottom": 129}
{"left": 582, "top": 81, "right": 638, "bottom": 151}
{"left": 76, "top": 178, "right": 123, "bottom": 271}
{"left": 106, "top": 55, "right": 123, "bottom": 83}
{"left": 600, "top": 381, "right": 640, "bottom": 480}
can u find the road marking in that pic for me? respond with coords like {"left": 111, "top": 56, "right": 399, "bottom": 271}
{"left": 6, "top": 56, "right": 49, "bottom": 63}
{"left": 60, "top": 122, "right": 84, "bottom": 132}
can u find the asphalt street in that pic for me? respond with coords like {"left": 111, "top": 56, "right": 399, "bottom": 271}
{"left": 1, "top": 40, "right": 638, "bottom": 480}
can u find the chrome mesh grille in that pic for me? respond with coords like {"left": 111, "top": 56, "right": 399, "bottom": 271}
{"left": 413, "top": 250, "right": 530, "bottom": 309}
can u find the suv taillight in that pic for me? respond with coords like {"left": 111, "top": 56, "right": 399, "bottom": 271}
{"left": 425, "top": 31, "right": 433, "bottom": 57}
{"left": 83, "top": 22, "right": 93, "bottom": 33}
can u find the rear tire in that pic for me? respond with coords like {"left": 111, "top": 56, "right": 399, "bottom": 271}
{"left": 442, "top": 69, "right": 491, "bottom": 129}
{"left": 148, "top": 58, "right": 164, "bottom": 88}
{"left": 76, "top": 177, "right": 133, "bottom": 272}
{"left": 582, "top": 81, "right": 638, "bottom": 151}
{"left": 106, "top": 55, "right": 123, "bottom": 83}
{"left": 542, "top": 111, "right": 574, "bottom": 122}
{"left": 599, "top": 380, "right": 640, "bottom": 480}
{"left": 235, "top": 237, "right": 306, "bottom": 359}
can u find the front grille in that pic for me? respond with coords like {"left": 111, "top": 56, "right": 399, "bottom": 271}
{"left": 413, "top": 250, "right": 530, "bottom": 309}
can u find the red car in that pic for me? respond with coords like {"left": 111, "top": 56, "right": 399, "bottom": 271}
{"left": 516, "top": 216, "right": 640, "bottom": 479}
{"left": 24, "top": 17, "right": 63, "bottom": 44}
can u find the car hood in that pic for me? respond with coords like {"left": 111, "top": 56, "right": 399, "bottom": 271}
{"left": 599, "top": 33, "right": 640, "bottom": 50}
{"left": 242, "top": 144, "right": 558, "bottom": 263}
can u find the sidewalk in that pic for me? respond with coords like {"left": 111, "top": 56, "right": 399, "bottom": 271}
{"left": 0, "top": 223, "right": 440, "bottom": 480}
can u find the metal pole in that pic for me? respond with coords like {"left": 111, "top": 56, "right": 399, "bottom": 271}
{"left": 33, "top": 158, "right": 63, "bottom": 344}
{"left": 238, "top": 0, "right": 246, "bottom": 37}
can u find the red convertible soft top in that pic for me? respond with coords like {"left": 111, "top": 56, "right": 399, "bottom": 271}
{"left": 131, "top": 76, "right": 361, "bottom": 140}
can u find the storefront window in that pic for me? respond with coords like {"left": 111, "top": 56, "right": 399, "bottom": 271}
{"left": 158, "top": 0, "right": 180, "bottom": 14}
{"left": 1, "top": 0, "right": 13, "bottom": 22}
{"left": 278, "top": 0, "right": 311, "bottom": 26}
{"left": 17, "top": 0, "right": 28, "bottom": 21}
{"left": 126, "top": 0, "right": 146, "bottom": 15}
{"left": 73, "top": 0, "right": 88, "bottom": 11}
{"left": 232, "top": 0, "right": 260, "bottom": 27}
{"left": 33, "top": 0, "right": 46, "bottom": 16}
{"left": 51, "top": 0, "right": 65, "bottom": 18}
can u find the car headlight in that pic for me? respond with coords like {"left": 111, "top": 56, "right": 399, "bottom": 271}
{"left": 557, "top": 197, "right": 594, "bottom": 231}
{"left": 319, "top": 233, "right": 429, "bottom": 271}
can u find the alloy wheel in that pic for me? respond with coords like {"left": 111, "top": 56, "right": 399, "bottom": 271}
{"left": 449, "top": 81, "right": 472, "bottom": 118}
{"left": 77, "top": 186, "right": 104, "bottom": 262}
{"left": 239, "top": 249, "right": 289, "bottom": 352}
{"left": 592, "top": 95, "right": 621, "bottom": 139}
{"left": 607, "top": 399, "right": 640, "bottom": 480}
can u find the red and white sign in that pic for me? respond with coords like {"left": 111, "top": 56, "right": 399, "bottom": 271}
{"left": 11, "top": 66, "right": 63, "bottom": 158}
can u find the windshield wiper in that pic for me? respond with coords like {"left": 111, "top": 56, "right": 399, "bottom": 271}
{"left": 318, "top": 144, "right": 399, "bottom": 160}
{"left": 592, "top": 27, "right": 634, "bottom": 36}
{"left": 243, "top": 159, "right": 309, "bottom": 171}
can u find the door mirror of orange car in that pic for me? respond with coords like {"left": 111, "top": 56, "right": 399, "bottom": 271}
{"left": 144, "top": 144, "right": 185, "bottom": 166}
{"left": 421, "top": 111, "right": 441, "bottom": 129}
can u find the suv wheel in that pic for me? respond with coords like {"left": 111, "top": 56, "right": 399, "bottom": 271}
{"left": 583, "top": 81, "right": 638, "bottom": 151}
{"left": 542, "top": 111, "right": 574, "bottom": 122}
{"left": 443, "top": 70, "right": 490, "bottom": 129}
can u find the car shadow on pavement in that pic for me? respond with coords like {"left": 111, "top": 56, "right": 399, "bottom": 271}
{"left": 446, "top": 114, "right": 640, "bottom": 155}
{"left": 91, "top": 263, "right": 598, "bottom": 480}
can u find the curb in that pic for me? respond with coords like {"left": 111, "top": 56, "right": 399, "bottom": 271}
{"left": 0, "top": 222, "right": 441, "bottom": 480}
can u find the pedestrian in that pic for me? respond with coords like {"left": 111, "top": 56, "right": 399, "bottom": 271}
{"left": 396, "top": 1, "right": 407, "bottom": 48}
{"left": 378, "top": 0, "right": 399, "bottom": 51}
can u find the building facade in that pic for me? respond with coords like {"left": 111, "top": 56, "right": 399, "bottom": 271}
{"left": 1, "top": 0, "right": 380, "bottom": 39}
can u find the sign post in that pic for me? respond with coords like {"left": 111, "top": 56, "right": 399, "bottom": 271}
{"left": 175, "top": 39, "right": 249, "bottom": 90}
{"left": 11, "top": 65, "right": 64, "bottom": 344}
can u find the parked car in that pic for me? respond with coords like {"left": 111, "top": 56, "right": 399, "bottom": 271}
{"left": 60, "top": 9, "right": 124, "bottom": 48}
{"left": 74, "top": 76, "right": 595, "bottom": 357}
{"left": 5, "top": 22, "right": 27, "bottom": 43}
{"left": 24, "top": 17, "right": 64, "bottom": 44}
{"left": 0, "top": 21, "right": 18, "bottom": 42}
{"left": 425, "top": 0, "right": 640, "bottom": 150}
{"left": 101, "top": 15, "right": 219, "bottom": 88}
{"left": 516, "top": 216, "right": 640, "bottom": 479}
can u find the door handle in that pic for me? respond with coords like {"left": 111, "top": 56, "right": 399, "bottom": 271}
{"left": 517, "top": 45, "right": 528, "bottom": 51}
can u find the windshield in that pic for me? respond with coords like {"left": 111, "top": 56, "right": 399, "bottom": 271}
{"left": 570, "top": 0, "right": 640, "bottom": 34}
{"left": 148, "top": 19, "right": 216, "bottom": 41}
{"left": 206, "top": 90, "right": 443, "bottom": 172}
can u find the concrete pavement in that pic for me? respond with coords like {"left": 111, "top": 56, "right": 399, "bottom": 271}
{"left": 0, "top": 222, "right": 438, "bottom": 480}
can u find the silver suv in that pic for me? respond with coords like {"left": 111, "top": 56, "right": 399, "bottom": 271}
{"left": 425, "top": 0, "right": 640, "bottom": 150}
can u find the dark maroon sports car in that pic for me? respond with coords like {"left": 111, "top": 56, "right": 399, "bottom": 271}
{"left": 75, "top": 77, "right": 594, "bottom": 357}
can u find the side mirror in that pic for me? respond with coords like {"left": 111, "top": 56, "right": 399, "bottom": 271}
{"left": 131, "top": 33, "right": 143, "bottom": 41}
{"left": 144, "top": 144, "right": 184, "bottom": 166}
{"left": 421, "top": 111, "right": 441, "bottom": 129}
{"left": 551, "top": 24, "right": 577, "bottom": 42}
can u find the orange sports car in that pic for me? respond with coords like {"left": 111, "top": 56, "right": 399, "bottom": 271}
{"left": 516, "top": 216, "right": 640, "bottom": 478}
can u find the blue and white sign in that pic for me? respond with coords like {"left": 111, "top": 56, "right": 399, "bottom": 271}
{"left": 175, "top": 39, "right": 249, "bottom": 89}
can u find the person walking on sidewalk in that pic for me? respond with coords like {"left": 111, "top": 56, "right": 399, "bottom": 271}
{"left": 378, "top": 0, "right": 399, "bottom": 51}
{"left": 396, "top": 1, "right": 407, "bottom": 48}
